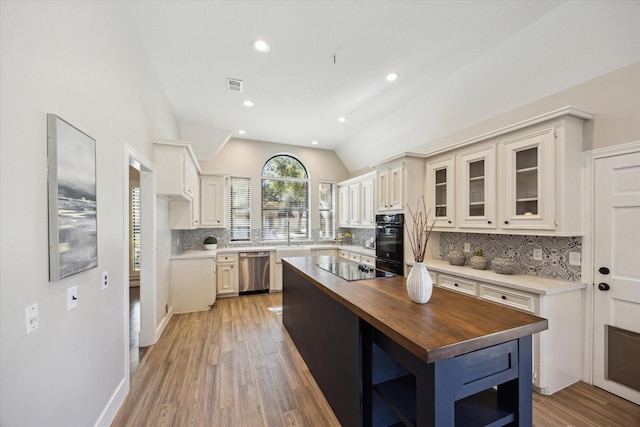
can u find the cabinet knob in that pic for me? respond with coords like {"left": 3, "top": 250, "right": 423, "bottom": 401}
{"left": 598, "top": 283, "right": 610, "bottom": 291}
{"left": 501, "top": 295, "right": 507, "bottom": 300}
{"left": 448, "top": 220, "right": 452, "bottom": 224}
{"left": 454, "top": 283, "right": 459, "bottom": 287}
{"left": 598, "top": 267, "right": 610, "bottom": 275}
{"left": 504, "top": 220, "right": 509, "bottom": 225}
{"left": 487, "top": 220, "right": 492, "bottom": 224}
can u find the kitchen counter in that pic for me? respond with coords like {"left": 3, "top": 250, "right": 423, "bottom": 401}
{"left": 173, "top": 243, "right": 375, "bottom": 257}
{"left": 424, "top": 258, "right": 586, "bottom": 295}
{"left": 282, "top": 256, "right": 548, "bottom": 426}
{"left": 170, "top": 249, "right": 216, "bottom": 259}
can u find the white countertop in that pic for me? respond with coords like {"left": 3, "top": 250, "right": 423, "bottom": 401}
{"left": 171, "top": 244, "right": 376, "bottom": 259}
{"left": 170, "top": 250, "right": 217, "bottom": 259}
{"left": 423, "top": 258, "right": 586, "bottom": 296}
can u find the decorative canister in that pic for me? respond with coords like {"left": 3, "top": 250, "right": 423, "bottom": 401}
{"left": 470, "top": 255, "right": 489, "bottom": 270}
{"left": 406, "top": 263, "right": 433, "bottom": 304}
{"left": 492, "top": 257, "right": 518, "bottom": 275}
{"left": 447, "top": 250, "right": 466, "bottom": 266}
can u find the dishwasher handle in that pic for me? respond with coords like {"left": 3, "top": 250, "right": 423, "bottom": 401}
{"left": 239, "top": 252, "right": 270, "bottom": 258}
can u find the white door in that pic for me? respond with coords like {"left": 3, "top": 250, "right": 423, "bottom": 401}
{"left": 593, "top": 151, "right": 640, "bottom": 405}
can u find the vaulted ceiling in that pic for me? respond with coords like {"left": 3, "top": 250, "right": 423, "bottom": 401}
{"left": 126, "top": 1, "right": 640, "bottom": 172}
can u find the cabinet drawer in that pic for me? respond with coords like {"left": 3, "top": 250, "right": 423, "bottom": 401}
{"left": 217, "top": 253, "right": 238, "bottom": 264}
{"left": 479, "top": 284, "right": 535, "bottom": 313}
{"left": 439, "top": 274, "right": 478, "bottom": 296}
{"left": 361, "top": 255, "right": 375, "bottom": 266}
{"left": 454, "top": 340, "right": 519, "bottom": 400}
{"left": 339, "top": 250, "right": 349, "bottom": 259}
{"left": 349, "top": 253, "right": 362, "bottom": 263}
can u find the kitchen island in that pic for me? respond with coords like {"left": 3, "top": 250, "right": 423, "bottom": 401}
{"left": 282, "top": 256, "right": 548, "bottom": 427}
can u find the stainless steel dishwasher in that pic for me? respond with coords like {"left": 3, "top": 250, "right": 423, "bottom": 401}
{"left": 238, "top": 251, "right": 270, "bottom": 294}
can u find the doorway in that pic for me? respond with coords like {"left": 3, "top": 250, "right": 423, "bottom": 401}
{"left": 125, "top": 147, "right": 157, "bottom": 382}
{"left": 591, "top": 145, "right": 640, "bottom": 405}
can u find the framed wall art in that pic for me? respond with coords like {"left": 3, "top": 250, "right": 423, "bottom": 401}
{"left": 47, "top": 114, "right": 97, "bottom": 281}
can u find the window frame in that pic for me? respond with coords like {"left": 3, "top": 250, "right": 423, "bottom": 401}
{"left": 261, "top": 154, "right": 310, "bottom": 241}
{"left": 229, "top": 176, "right": 251, "bottom": 242}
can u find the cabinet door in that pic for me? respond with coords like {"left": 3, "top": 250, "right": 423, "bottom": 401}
{"left": 338, "top": 185, "right": 349, "bottom": 227}
{"left": 274, "top": 262, "right": 283, "bottom": 292}
{"left": 217, "top": 262, "right": 238, "bottom": 295}
{"left": 360, "top": 178, "right": 375, "bottom": 226}
{"left": 426, "top": 157, "right": 455, "bottom": 228}
{"left": 500, "top": 129, "right": 555, "bottom": 230}
{"left": 388, "top": 164, "right": 404, "bottom": 210}
{"left": 200, "top": 175, "right": 227, "bottom": 227}
{"left": 348, "top": 183, "right": 360, "bottom": 225}
{"left": 457, "top": 145, "right": 496, "bottom": 229}
{"left": 376, "top": 169, "right": 389, "bottom": 211}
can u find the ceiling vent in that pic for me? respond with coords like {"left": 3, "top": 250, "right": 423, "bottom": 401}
{"left": 226, "top": 78, "right": 243, "bottom": 93}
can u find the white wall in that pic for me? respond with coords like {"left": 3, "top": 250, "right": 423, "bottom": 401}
{"left": 0, "top": 2, "right": 178, "bottom": 426}
{"left": 200, "top": 138, "right": 350, "bottom": 234}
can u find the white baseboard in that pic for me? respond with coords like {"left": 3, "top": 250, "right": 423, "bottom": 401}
{"left": 93, "top": 376, "right": 128, "bottom": 427}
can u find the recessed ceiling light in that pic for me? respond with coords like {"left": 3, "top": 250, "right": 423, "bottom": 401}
{"left": 238, "top": 130, "right": 246, "bottom": 135}
{"left": 252, "top": 39, "right": 271, "bottom": 53}
{"left": 386, "top": 72, "right": 399, "bottom": 81}
{"left": 311, "top": 140, "right": 319, "bottom": 145}
{"left": 243, "top": 100, "right": 254, "bottom": 107}
{"left": 337, "top": 117, "right": 347, "bottom": 123}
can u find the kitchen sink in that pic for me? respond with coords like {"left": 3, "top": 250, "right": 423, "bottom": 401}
{"left": 276, "top": 247, "right": 311, "bottom": 262}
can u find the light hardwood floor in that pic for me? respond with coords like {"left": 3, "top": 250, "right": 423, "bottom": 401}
{"left": 112, "top": 293, "right": 640, "bottom": 426}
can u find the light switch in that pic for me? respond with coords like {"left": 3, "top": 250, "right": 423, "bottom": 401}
{"left": 463, "top": 243, "right": 471, "bottom": 252}
{"left": 533, "top": 248, "right": 543, "bottom": 261}
{"left": 26, "top": 303, "right": 39, "bottom": 334}
{"left": 102, "top": 271, "right": 109, "bottom": 290}
{"left": 67, "top": 286, "right": 78, "bottom": 311}
{"left": 569, "top": 252, "right": 581, "bottom": 266}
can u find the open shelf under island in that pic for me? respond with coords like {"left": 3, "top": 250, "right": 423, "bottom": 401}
{"left": 282, "top": 256, "right": 548, "bottom": 427}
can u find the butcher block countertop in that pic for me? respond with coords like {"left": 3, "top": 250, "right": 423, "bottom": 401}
{"left": 283, "top": 256, "right": 548, "bottom": 363}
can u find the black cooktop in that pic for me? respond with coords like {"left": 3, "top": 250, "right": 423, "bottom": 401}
{"left": 316, "top": 261, "right": 396, "bottom": 281}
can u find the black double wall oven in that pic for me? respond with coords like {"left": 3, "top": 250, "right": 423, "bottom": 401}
{"left": 375, "top": 213, "right": 404, "bottom": 275}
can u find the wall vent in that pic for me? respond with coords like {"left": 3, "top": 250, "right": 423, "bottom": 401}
{"left": 226, "top": 78, "right": 243, "bottom": 93}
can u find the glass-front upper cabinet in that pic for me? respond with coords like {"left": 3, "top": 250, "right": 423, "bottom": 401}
{"left": 500, "top": 128, "right": 555, "bottom": 230}
{"left": 426, "top": 156, "right": 455, "bottom": 228}
{"left": 457, "top": 145, "right": 496, "bottom": 229}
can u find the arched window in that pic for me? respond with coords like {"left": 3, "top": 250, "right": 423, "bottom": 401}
{"left": 261, "top": 155, "right": 309, "bottom": 240}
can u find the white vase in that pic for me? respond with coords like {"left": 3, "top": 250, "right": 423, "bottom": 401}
{"left": 406, "top": 262, "right": 433, "bottom": 304}
{"left": 204, "top": 244, "right": 217, "bottom": 251}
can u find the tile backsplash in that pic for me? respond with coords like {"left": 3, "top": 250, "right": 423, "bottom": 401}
{"left": 438, "top": 232, "right": 582, "bottom": 281}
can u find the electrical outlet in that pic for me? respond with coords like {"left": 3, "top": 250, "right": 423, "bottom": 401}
{"left": 67, "top": 286, "right": 78, "bottom": 311}
{"left": 26, "top": 303, "right": 39, "bottom": 334}
{"left": 569, "top": 252, "right": 581, "bottom": 266}
{"left": 102, "top": 271, "right": 109, "bottom": 290}
{"left": 533, "top": 248, "right": 543, "bottom": 261}
{"left": 463, "top": 243, "right": 471, "bottom": 252}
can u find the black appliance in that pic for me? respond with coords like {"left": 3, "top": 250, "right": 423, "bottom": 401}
{"left": 316, "top": 262, "right": 396, "bottom": 281}
{"left": 375, "top": 213, "right": 404, "bottom": 275}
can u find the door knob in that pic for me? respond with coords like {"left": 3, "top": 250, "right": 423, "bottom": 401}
{"left": 598, "top": 267, "right": 610, "bottom": 275}
{"left": 598, "top": 283, "right": 610, "bottom": 291}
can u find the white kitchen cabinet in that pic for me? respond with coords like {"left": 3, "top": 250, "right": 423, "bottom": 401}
{"left": 155, "top": 140, "right": 201, "bottom": 229}
{"left": 457, "top": 145, "right": 496, "bottom": 229}
{"left": 424, "top": 108, "right": 592, "bottom": 235}
{"left": 377, "top": 161, "right": 403, "bottom": 212}
{"left": 217, "top": 253, "right": 238, "bottom": 297}
{"left": 338, "top": 185, "right": 349, "bottom": 227}
{"left": 425, "top": 156, "right": 455, "bottom": 228}
{"left": 200, "top": 174, "right": 227, "bottom": 227}
{"left": 499, "top": 128, "right": 554, "bottom": 231}
{"left": 348, "top": 183, "right": 360, "bottom": 226}
{"left": 155, "top": 141, "right": 199, "bottom": 200}
{"left": 337, "top": 172, "right": 376, "bottom": 228}
{"left": 430, "top": 264, "right": 583, "bottom": 395}
{"left": 360, "top": 176, "right": 375, "bottom": 226}
{"left": 170, "top": 257, "right": 215, "bottom": 313}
